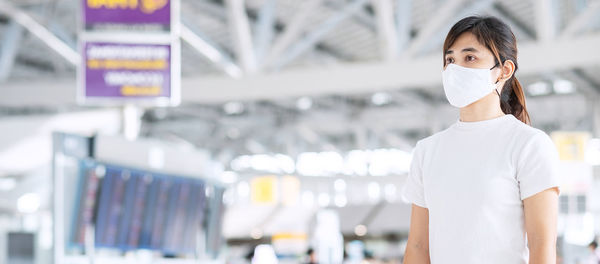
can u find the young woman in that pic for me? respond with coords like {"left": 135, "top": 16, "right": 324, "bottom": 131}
{"left": 401, "top": 16, "right": 561, "bottom": 263}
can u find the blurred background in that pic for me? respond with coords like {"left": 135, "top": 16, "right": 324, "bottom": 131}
{"left": 0, "top": 0, "right": 600, "bottom": 263}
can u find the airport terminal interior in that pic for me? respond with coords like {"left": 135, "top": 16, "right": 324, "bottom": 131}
{"left": 0, "top": 0, "right": 600, "bottom": 263}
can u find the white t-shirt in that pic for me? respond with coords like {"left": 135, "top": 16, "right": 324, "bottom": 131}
{"left": 401, "top": 114, "right": 561, "bottom": 264}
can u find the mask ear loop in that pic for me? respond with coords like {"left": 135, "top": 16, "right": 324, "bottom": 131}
{"left": 494, "top": 81, "right": 501, "bottom": 97}
{"left": 490, "top": 62, "right": 502, "bottom": 97}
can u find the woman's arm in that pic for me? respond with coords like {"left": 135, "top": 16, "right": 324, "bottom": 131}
{"left": 523, "top": 187, "right": 559, "bottom": 264}
{"left": 404, "top": 204, "right": 431, "bottom": 263}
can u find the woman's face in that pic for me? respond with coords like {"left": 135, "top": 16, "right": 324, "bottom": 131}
{"left": 444, "top": 32, "right": 497, "bottom": 70}
{"left": 444, "top": 31, "right": 514, "bottom": 91}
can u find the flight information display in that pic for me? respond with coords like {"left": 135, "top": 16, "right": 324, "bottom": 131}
{"left": 70, "top": 160, "right": 214, "bottom": 255}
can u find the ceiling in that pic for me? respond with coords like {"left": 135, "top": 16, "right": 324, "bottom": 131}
{"left": 0, "top": 0, "right": 600, "bottom": 175}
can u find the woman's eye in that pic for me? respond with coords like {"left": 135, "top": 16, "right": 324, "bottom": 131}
{"left": 466, "top": 55, "right": 475, "bottom": 61}
{"left": 446, "top": 57, "right": 454, "bottom": 64}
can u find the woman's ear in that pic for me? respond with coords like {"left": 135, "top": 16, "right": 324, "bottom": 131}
{"left": 501, "top": 59, "right": 516, "bottom": 80}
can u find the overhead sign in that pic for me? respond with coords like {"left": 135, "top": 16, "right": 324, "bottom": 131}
{"left": 251, "top": 176, "right": 278, "bottom": 204}
{"left": 83, "top": 0, "right": 171, "bottom": 30}
{"left": 551, "top": 131, "right": 591, "bottom": 161}
{"left": 78, "top": 0, "right": 180, "bottom": 106}
{"left": 80, "top": 42, "right": 174, "bottom": 103}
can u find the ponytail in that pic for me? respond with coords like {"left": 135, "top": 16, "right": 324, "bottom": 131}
{"left": 500, "top": 77, "right": 530, "bottom": 125}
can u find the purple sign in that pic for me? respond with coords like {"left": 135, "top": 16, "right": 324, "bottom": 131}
{"left": 84, "top": 0, "right": 171, "bottom": 28}
{"left": 83, "top": 42, "right": 171, "bottom": 100}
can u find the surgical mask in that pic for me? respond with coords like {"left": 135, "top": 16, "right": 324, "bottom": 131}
{"left": 442, "top": 63, "right": 500, "bottom": 108}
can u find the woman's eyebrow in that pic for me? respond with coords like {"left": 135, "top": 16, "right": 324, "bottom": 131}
{"left": 461, "top": 47, "right": 478, "bottom": 53}
{"left": 444, "top": 47, "right": 478, "bottom": 55}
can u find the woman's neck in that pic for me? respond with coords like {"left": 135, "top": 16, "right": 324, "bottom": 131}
{"left": 459, "top": 93, "right": 505, "bottom": 122}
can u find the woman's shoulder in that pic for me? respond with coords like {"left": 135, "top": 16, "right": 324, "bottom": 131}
{"left": 501, "top": 117, "right": 557, "bottom": 161}
{"left": 414, "top": 127, "right": 452, "bottom": 150}
{"left": 508, "top": 116, "right": 552, "bottom": 145}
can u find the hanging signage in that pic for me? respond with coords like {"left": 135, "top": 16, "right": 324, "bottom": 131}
{"left": 79, "top": 41, "right": 177, "bottom": 104}
{"left": 83, "top": 0, "right": 172, "bottom": 31}
{"left": 251, "top": 176, "right": 278, "bottom": 204}
{"left": 551, "top": 131, "right": 591, "bottom": 161}
{"left": 78, "top": 0, "right": 180, "bottom": 106}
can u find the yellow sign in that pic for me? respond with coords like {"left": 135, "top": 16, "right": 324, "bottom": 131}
{"left": 551, "top": 131, "right": 591, "bottom": 161}
{"left": 251, "top": 176, "right": 278, "bottom": 204}
{"left": 87, "top": 0, "right": 168, "bottom": 14}
{"left": 272, "top": 232, "right": 307, "bottom": 241}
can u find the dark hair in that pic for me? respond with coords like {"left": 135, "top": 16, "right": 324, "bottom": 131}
{"left": 590, "top": 240, "right": 598, "bottom": 249}
{"left": 443, "top": 16, "right": 531, "bottom": 125}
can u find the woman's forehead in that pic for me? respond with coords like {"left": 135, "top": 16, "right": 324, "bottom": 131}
{"left": 447, "top": 32, "right": 487, "bottom": 52}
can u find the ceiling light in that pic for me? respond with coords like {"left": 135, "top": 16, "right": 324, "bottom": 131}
{"left": 296, "top": 97, "right": 313, "bottom": 110}
{"left": 553, "top": 79, "right": 576, "bottom": 94}
{"left": 223, "top": 101, "right": 244, "bottom": 115}
{"left": 251, "top": 228, "right": 263, "bottom": 240}
{"left": 371, "top": 92, "right": 391, "bottom": 106}
{"left": 527, "top": 81, "right": 551, "bottom": 96}
{"left": 354, "top": 224, "right": 368, "bottom": 237}
{"left": 17, "top": 193, "right": 41, "bottom": 214}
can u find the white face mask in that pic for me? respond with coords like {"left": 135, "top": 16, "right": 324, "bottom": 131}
{"left": 442, "top": 63, "right": 500, "bottom": 108}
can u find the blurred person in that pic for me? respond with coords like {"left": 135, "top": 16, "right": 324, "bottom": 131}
{"left": 363, "top": 250, "right": 378, "bottom": 264}
{"left": 345, "top": 240, "right": 365, "bottom": 264}
{"left": 305, "top": 248, "right": 318, "bottom": 264}
{"left": 402, "top": 16, "right": 560, "bottom": 263}
{"left": 587, "top": 240, "right": 600, "bottom": 264}
{"left": 245, "top": 246, "right": 255, "bottom": 263}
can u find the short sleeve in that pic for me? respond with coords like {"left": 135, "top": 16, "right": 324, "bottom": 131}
{"left": 516, "top": 131, "right": 561, "bottom": 200}
{"left": 401, "top": 140, "right": 427, "bottom": 208}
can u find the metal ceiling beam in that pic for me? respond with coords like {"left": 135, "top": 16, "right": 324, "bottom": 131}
{"left": 0, "top": 20, "right": 23, "bottom": 82}
{"left": 272, "top": 0, "right": 369, "bottom": 70}
{"left": 560, "top": 0, "right": 600, "bottom": 38}
{"left": 180, "top": 23, "right": 243, "bottom": 78}
{"left": 261, "top": 0, "right": 323, "bottom": 69}
{"left": 225, "top": 0, "right": 258, "bottom": 73}
{"left": 323, "top": 1, "right": 376, "bottom": 30}
{"left": 395, "top": 0, "right": 412, "bottom": 51}
{"left": 48, "top": 21, "right": 76, "bottom": 50}
{"left": 484, "top": 4, "right": 535, "bottom": 40}
{"left": 0, "top": 1, "right": 79, "bottom": 66}
{"left": 534, "top": 0, "right": 558, "bottom": 41}
{"left": 403, "top": 0, "right": 468, "bottom": 57}
{"left": 4, "top": 32, "right": 600, "bottom": 106}
{"left": 373, "top": 0, "right": 398, "bottom": 60}
{"left": 419, "top": 0, "right": 495, "bottom": 55}
{"left": 192, "top": 0, "right": 227, "bottom": 20}
{"left": 158, "top": 32, "right": 600, "bottom": 102}
{"left": 253, "top": 0, "right": 276, "bottom": 64}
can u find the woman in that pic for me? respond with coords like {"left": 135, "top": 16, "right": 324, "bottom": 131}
{"left": 401, "top": 16, "right": 561, "bottom": 263}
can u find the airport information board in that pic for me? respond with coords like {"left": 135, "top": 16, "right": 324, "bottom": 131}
{"left": 70, "top": 161, "right": 218, "bottom": 255}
